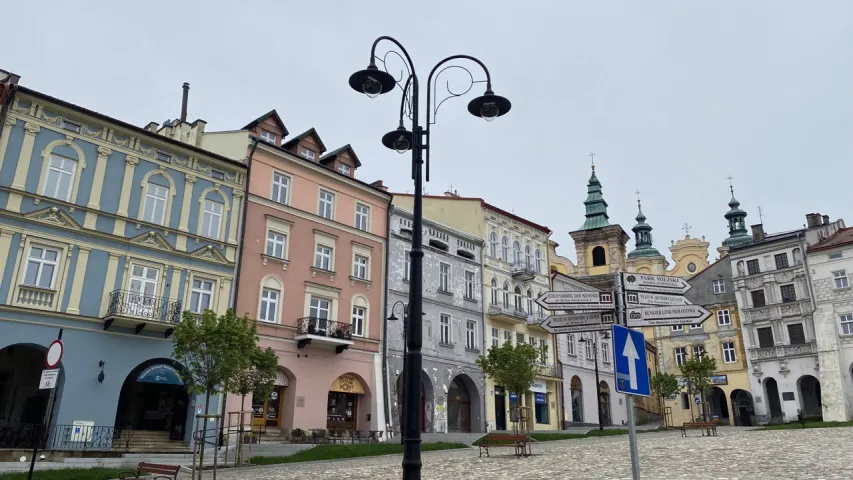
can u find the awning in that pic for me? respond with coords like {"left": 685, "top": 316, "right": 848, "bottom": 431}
{"left": 330, "top": 373, "right": 365, "bottom": 394}
{"left": 530, "top": 381, "right": 547, "bottom": 393}
{"left": 137, "top": 364, "right": 183, "bottom": 385}
{"left": 276, "top": 370, "right": 289, "bottom": 387}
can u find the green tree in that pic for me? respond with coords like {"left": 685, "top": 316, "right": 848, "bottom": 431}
{"left": 228, "top": 344, "right": 278, "bottom": 464}
{"left": 476, "top": 341, "right": 543, "bottom": 423}
{"left": 172, "top": 309, "right": 257, "bottom": 478}
{"left": 650, "top": 372, "right": 682, "bottom": 399}
{"left": 679, "top": 355, "right": 717, "bottom": 420}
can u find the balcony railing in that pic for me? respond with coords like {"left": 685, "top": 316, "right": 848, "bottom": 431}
{"left": 0, "top": 423, "right": 134, "bottom": 451}
{"left": 748, "top": 341, "right": 817, "bottom": 361}
{"left": 527, "top": 312, "right": 549, "bottom": 325}
{"left": 536, "top": 364, "right": 559, "bottom": 378}
{"left": 296, "top": 317, "right": 353, "bottom": 341}
{"left": 106, "top": 290, "right": 182, "bottom": 324}
{"left": 487, "top": 302, "right": 528, "bottom": 321}
{"left": 510, "top": 260, "right": 537, "bottom": 281}
{"left": 742, "top": 300, "right": 812, "bottom": 323}
{"left": 16, "top": 285, "right": 57, "bottom": 310}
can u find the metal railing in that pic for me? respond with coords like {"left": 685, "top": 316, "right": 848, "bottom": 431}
{"left": 296, "top": 317, "right": 353, "bottom": 340}
{"left": 487, "top": 302, "right": 527, "bottom": 319}
{"left": 536, "top": 363, "right": 559, "bottom": 378}
{"left": 0, "top": 423, "right": 133, "bottom": 451}
{"left": 510, "top": 260, "right": 538, "bottom": 278}
{"left": 106, "top": 290, "right": 182, "bottom": 324}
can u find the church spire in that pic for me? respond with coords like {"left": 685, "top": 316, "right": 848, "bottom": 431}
{"left": 579, "top": 157, "right": 611, "bottom": 231}
{"left": 722, "top": 176, "right": 752, "bottom": 249}
{"left": 627, "top": 191, "right": 662, "bottom": 258}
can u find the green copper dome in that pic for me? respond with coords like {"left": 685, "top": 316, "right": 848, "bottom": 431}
{"left": 579, "top": 167, "right": 611, "bottom": 230}
{"left": 628, "top": 199, "right": 662, "bottom": 258}
{"left": 722, "top": 185, "right": 752, "bottom": 248}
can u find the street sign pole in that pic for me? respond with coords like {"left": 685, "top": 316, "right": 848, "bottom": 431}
{"left": 615, "top": 274, "right": 640, "bottom": 480}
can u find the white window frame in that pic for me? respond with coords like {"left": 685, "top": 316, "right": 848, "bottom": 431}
{"left": 535, "top": 249, "right": 542, "bottom": 273}
{"left": 829, "top": 252, "right": 843, "bottom": 260}
{"left": 265, "top": 230, "right": 287, "bottom": 259}
{"left": 717, "top": 309, "right": 731, "bottom": 326}
{"left": 491, "top": 327, "right": 500, "bottom": 348}
{"left": 566, "top": 334, "right": 576, "bottom": 355}
{"left": 601, "top": 342, "right": 609, "bottom": 363}
{"left": 440, "top": 314, "right": 451, "bottom": 345}
{"left": 258, "top": 287, "right": 280, "bottom": 323}
{"left": 722, "top": 341, "right": 737, "bottom": 363}
{"left": 489, "top": 233, "right": 498, "bottom": 257}
{"left": 201, "top": 198, "right": 224, "bottom": 239}
{"left": 42, "top": 154, "right": 77, "bottom": 202}
{"left": 539, "top": 338, "right": 548, "bottom": 364}
{"left": 504, "top": 330, "right": 512, "bottom": 345}
{"left": 466, "top": 319, "right": 477, "bottom": 350}
{"left": 142, "top": 182, "right": 169, "bottom": 225}
{"left": 513, "top": 241, "right": 522, "bottom": 264}
{"left": 272, "top": 172, "right": 290, "bottom": 204}
{"left": 501, "top": 236, "right": 509, "bottom": 261}
{"left": 259, "top": 129, "right": 277, "bottom": 144}
{"left": 671, "top": 325, "right": 684, "bottom": 332}
{"left": 584, "top": 341, "right": 593, "bottom": 360}
{"left": 299, "top": 146, "right": 316, "bottom": 161}
{"left": 351, "top": 305, "right": 365, "bottom": 337}
{"left": 23, "top": 245, "right": 60, "bottom": 289}
{"left": 675, "top": 347, "right": 687, "bottom": 366}
{"left": 839, "top": 313, "right": 853, "bottom": 336}
{"left": 318, "top": 189, "right": 335, "bottom": 219}
{"left": 439, "top": 263, "right": 451, "bottom": 292}
{"left": 404, "top": 250, "right": 410, "bottom": 281}
{"left": 338, "top": 164, "right": 351, "bottom": 176}
{"left": 712, "top": 279, "right": 725, "bottom": 294}
{"left": 314, "top": 244, "right": 333, "bottom": 271}
{"left": 189, "top": 278, "right": 215, "bottom": 314}
{"left": 353, "top": 254, "right": 368, "bottom": 280}
{"left": 833, "top": 270, "right": 849, "bottom": 289}
{"left": 693, "top": 344, "right": 705, "bottom": 359}
{"left": 464, "top": 271, "right": 475, "bottom": 299}
{"left": 355, "top": 203, "right": 370, "bottom": 231}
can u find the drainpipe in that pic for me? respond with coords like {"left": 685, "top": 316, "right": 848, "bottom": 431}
{"left": 381, "top": 201, "right": 394, "bottom": 435}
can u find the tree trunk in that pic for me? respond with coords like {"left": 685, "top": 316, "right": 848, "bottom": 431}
{"left": 239, "top": 394, "right": 246, "bottom": 465}
{"left": 197, "top": 391, "right": 211, "bottom": 480}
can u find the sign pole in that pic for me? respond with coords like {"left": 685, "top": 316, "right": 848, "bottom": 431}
{"left": 625, "top": 394, "right": 640, "bottom": 480}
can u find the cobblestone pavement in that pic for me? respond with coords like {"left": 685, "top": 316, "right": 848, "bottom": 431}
{"left": 204, "top": 427, "right": 853, "bottom": 479}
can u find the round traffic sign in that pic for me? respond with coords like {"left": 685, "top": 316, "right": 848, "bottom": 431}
{"left": 45, "top": 340, "right": 63, "bottom": 368}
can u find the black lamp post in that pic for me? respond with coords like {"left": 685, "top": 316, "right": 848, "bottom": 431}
{"left": 350, "top": 36, "right": 510, "bottom": 479}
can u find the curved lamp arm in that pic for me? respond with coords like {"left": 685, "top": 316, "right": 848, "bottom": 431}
{"left": 370, "top": 35, "right": 417, "bottom": 80}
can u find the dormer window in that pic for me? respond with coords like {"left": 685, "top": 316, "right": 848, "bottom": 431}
{"left": 156, "top": 151, "right": 171, "bottom": 163}
{"left": 299, "top": 147, "right": 316, "bottom": 161}
{"left": 338, "top": 164, "right": 351, "bottom": 176}
{"left": 62, "top": 120, "right": 81, "bottom": 133}
{"left": 259, "top": 129, "right": 277, "bottom": 144}
{"left": 211, "top": 169, "right": 225, "bottom": 181}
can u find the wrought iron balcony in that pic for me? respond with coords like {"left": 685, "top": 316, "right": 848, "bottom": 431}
{"left": 295, "top": 317, "right": 354, "bottom": 354}
{"left": 748, "top": 341, "right": 817, "bottom": 362}
{"left": 104, "top": 290, "right": 182, "bottom": 337}
{"left": 527, "top": 312, "right": 549, "bottom": 325}
{"left": 487, "top": 302, "right": 528, "bottom": 323}
{"left": 510, "top": 260, "right": 537, "bottom": 281}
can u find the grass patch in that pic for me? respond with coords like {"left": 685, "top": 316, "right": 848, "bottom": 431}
{"left": 755, "top": 420, "right": 853, "bottom": 431}
{"left": 248, "top": 442, "right": 467, "bottom": 465}
{"left": 584, "top": 428, "right": 629, "bottom": 437}
{"left": 0, "top": 468, "right": 134, "bottom": 480}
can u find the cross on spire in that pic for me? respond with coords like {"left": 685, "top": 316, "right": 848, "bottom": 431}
{"left": 682, "top": 223, "right": 692, "bottom": 236}
{"left": 589, "top": 151, "right": 596, "bottom": 171}
{"left": 727, "top": 175, "right": 734, "bottom": 195}
{"left": 635, "top": 189, "right": 641, "bottom": 207}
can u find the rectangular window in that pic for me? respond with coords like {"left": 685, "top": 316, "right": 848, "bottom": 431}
{"left": 675, "top": 347, "right": 687, "bottom": 366}
{"left": 353, "top": 254, "right": 368, "bottom": 280}
{"left": 601, "top": 342, "right": 609, "bottom": 363}
{"left": 143, "top": 183, "right": 168, "bottom": 225}
{"left": 309, "top": 296, "right": 331, "bottom": 333}
{"left": 156, "top": 151, "right": 171, "bottom": 163}
{"left": 318, "top": 190, "right": 335, "bottom": 219}
{"left": 23, "top": 246, "right": 59, "bottom": 289}
{"left": 529, "top": 336, "right": 536, "bottom": 347}
{"left": 314, "top": 245, "right": 332, "bottom": 271}
{"left": 355, "top": 204, "right": 370, "bottom": 231}
{"left": 722, "top": 341, "right": 737, "bottom": 363}
{"left": 351, "top": 306, "right": 365, "bottom": 337}
{"left": 539, "top": 338, "right": 547, "bottom": 364}
{"left": 201, "top": 199, "right": 223, "bottom": 239}
{"left": 517, "top": 332, "right": 526, "bottom": 345}
{"left": 403, "top": 250, "right": 410, "bottom": 281}
{"left": 265, "top": 231, "right": 287, "bottom": 259}
{"left": 440, "top": 314, "right": 451, "bottom": 345}
{"left": 272, "top": 172, "right": 290, "bottom": 204}
{"left": 439, "top": 263, "right": 450, "bottom": 292}
{"left": 787, "top": 323, "right": 806, "bottom": 345}
{"left": 746, "top": 259, "right": 760, "bottom": 275}
{"left": 259, "top": 288, "right": 279, "bottom": 323}
{"left": 211, "top": 169, "right": 226, "bottom": 181}
{"left": 779, "top": 284, "right": 796, "bottom": 303}
{"left": 43, "top": 155, "right": 77, "bottom": 202}
{"left": 712, "top": 279, "right": 725, "bottom": 294}
{"left": 190, "top": 278, "right": 214, "bottom": 314}
{"left": 757, "top": 326, "right": 774, "bottom": 348}
{"left": 751, "top": 290, "right": 766, "bottom": 308}
{"left": 567, "top": 334, "right": 575, "bottom": 355}
{"left": 774, "top": 253, "right": 789, "bottom": 270}
{"left": 671, "top": 325, "right": 684, "bottom": 332}
{"left": 466, "top": 320, "right": 477, "bottom": 350}
{"left": 693, "top": 344, "right": 705, "bottom": 359}
{"left": 717, "top": 309, "right": 731, "bottom": 326}
{"left": 839, "top": 313, "right": 853, "bottom": 335}
{"left": 585, "top": 341, "right": 593, "bottom": 360}
{"left": 128, "top": 265, "right": 159, "bottom": 300}
{"left": 829, "top": 252, "right": 843, "bottom": 260}
{"left": 833, "top": 270, "right": 849, "bottom": 289}
{"left": 504, "top": 329, "right": 512, "bottom": 344}
{"left": 62, "top": 120, "right": 81, "bottom": 133}
{"left": 299, "top": 147, "right": 316, "bottom": 161}
{"left": 465, "top": 271, "right": 475, "bottom": 299}
{"left": 338, "top": 164, "right": 351, "bottom": 176}
{"left": 491, "top": 327, "right": 500, "bottom": 348}
{"left": 259, "top": 129, "right": 276, "bottom": 144}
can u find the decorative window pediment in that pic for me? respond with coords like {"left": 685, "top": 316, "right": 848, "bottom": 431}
{"left": 129, "top": 230, "right": 175, "bottom": 251}
{"left": 189, "top": 244, "right": 229, "bottom": 263}
{"left": 23, "top": 206, "right": 83, "bottom": 230}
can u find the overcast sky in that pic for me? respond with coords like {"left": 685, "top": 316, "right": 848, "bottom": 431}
{"left": 5, "top": 1, "right": 852, "bottom": 264}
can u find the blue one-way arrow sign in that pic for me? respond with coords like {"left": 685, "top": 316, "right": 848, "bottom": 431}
{"left": 612, "top": 324, "right": 650, "bottom": 397}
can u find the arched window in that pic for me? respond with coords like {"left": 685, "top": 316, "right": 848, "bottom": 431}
{"left": 198, "top": 188, "right": 228, "bottom": 240}
{"left": 526, "top": 289, "right": 534, "bottom": 315}
{"left": 525, "top": 245, "right": 532, "bottom": 267}
{"left": 138, "top": 170, "right": 176, "bottom": 227}
{"left": 490, "top": 278, "right": 498, "bottom": 305}
{"left": 258, "top": 275, "right": 283, "bottom": 323}
{"left": 501, "top": 236, "right": 509, "bottom": 261}
{"left": 592, "top": 246, "right": 606, "bottom": 267}
{"left": 535, "top": 249, "right": 542, "bottom": 273}
{"left": 489, "top": 232, "right": 498, "bottom": 258}
{"left": 350, "top": 295, "right": 369, "bottom": 337}
{"left": 538, "top": 290, "right": 545, "bottom": 316}
{"left": 502, "top": 281, "right": 510, "bottom": 306}
{"left": 513, "top": 241, "right": 521, "bottom": 264}
{"left": 514, "top": 286, "right": 523, "bottom": 311}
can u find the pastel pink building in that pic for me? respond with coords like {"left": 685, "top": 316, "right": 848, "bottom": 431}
{"left": 233, "top": 112, "right": 390, "bottom": 434}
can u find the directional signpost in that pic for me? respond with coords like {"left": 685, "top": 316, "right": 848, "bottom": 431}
{"left": 622, "top": 273, "right": 691, "bottom": 295}
{"left": 625, "top": 291, "right": 691, "bottom": 307}
{"left": 535, "top": 291, "right": 614, "bottom": 311}
{"left": 539, "top": 312, "right": 614, "bottom": 335}
{"left": 612, "top": 324, "right": 649, "bottom": 480}
{"left": 626, "top": 305, "right": 712, "bottom": 328}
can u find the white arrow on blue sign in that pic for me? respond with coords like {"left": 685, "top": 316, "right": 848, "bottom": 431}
{"left": 612, "top": 324, "right": 650, "bottom": 397}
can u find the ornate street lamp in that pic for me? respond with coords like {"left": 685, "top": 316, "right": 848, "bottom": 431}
{"left": 350, "top": 36, "right": 510, "bottom": 479}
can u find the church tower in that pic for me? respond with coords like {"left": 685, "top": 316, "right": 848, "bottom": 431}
{"left": 625, "top": 196, "right": 669, "bottom": 274}
{"left": 718, "top": 181, "right": 752, "bottom": 257}
{"left": 570, "top": 163, "right": 629, "bottom": 276}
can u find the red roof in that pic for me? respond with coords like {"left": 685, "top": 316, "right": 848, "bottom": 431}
{"left": 393, "top": 193, "right": 551, "bottom": 234}
{"left": 808, "top": 227, "right": 853, "bottom": 253}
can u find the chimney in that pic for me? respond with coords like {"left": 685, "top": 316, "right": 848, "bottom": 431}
{"left": 806, "top": 213, "right": 822, "bottom": 228}
{"left": 370, "top": 180, "right": 388, "bottom": 192}
{"left": 180, "top": 82, "right": 190, "bottom": 122}
{"left": 751, "top": 224, "right": 765, "bottom": 242}
{"left": 822, "top": 215, "right": 830, "bottom": 226}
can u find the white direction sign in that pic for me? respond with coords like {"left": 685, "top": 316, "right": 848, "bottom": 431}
{"left": 626, "top": 305, "right": 712, "bottom": 327}
{"left": 626, "top": 291, "right": 692, "bottom": 307}
{"left": 540, "top": 312, "right": 614, "bottom": 334}
{"left": 622, "top": 273, "right": 691, "bottom": 295}
{"left": 536, "top": 291, "right": 615, "bottom": 311}
{"left": 39, "top": 368, "right": 60, "bottom": 390}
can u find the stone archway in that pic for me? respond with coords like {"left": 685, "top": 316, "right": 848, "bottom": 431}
{"left": 730, "top": 389, "right": 754, "bottom": 426}
{"left": 395, "top": 370, "right": 435, "bottom": 433}
{"left": 114, "top": 358, "right": 190, "bottom": 441}
{"left": 599, "top": 381, "right": 611, "bottom": 426}
{"left": 250, "top": 366, "right": 296, "bottom": 431}
{"left": 570, "top": 376, "right": 583, "bottom": 423}
{"left": 764, "top": 377, "right": 783, "bottom": 421}
{"left": 798, "top": 375, "right": 822, "bottom": 419}
{"left": 0, "top": 344, "right": 65, "bottom": 431}
{"left": 709, "top": 387, "right": 729, "bottom": 423}
{"left": 327, "top": 372, "right": 370, "bottom": 431}
{"left": 448, "top": 374, "right": 482, "bottom": 433}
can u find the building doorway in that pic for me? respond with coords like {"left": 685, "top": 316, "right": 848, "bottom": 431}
{"left": 709, "top": 387, "right": 730, "bottom": 423}
{"left": 730, "top": 389, "right": 754, "bottom": 426}
{"left": 599, "top": 381, "right": 611, "bottom": 426}
{"left": 327, "top": 373, "right": 368, "bottom": 431}
{"left": 395, "top": 370, "right": 434, "bottom": 433}
{"left": 447, "top": 376, "right": 472, "bottom": 433}
{"left": 798, "top": 375, "right": 822, "bottom": 419}
{"left": 114, "top": 360, "right": 189, "bottom": 440}
{"left": 763, "top": 377, "right": 783, "bottom": 421}
{"left": 494, "top": 387, "right": 507, "bottom": 431}
{"left": 570, "top": 376, "right": 583, "bottom": 423}
{"left": 0, "top": 344, "right": 64, "bottom": 429}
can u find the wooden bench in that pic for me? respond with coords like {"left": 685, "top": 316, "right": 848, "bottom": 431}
{"left": 478, "top": 433, "right": 532, "bottom": 458}
{"left": 119, "top": 462, "right": 181, "bottom": 480}
{"left": 680, "top": 420, "right": 719, "bottom": 437}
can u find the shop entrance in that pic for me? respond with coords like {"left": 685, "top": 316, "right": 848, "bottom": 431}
{"left": 327, "top": 373, "right": 368, "bottom": 431}
{"left": 114, "top": 360, "right": 189, "bottom": 440}
{"left": 252, "top": 386, "right": 286, "bottom": 428}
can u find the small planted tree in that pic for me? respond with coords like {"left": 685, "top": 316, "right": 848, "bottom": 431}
{"left": 172, "top": 309, "right": 257, "bottom": 478}
{"left": 650, "top": 372, "right": 682, "bottom": 400}
{"left": 477, "top": 341, "right": 543, "bottom": 430}
{"left": 679, "top": 355, "right": 717, "bottom": 420}
{"left": 228, "top": 344, "right": 278, "bottom": 462}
